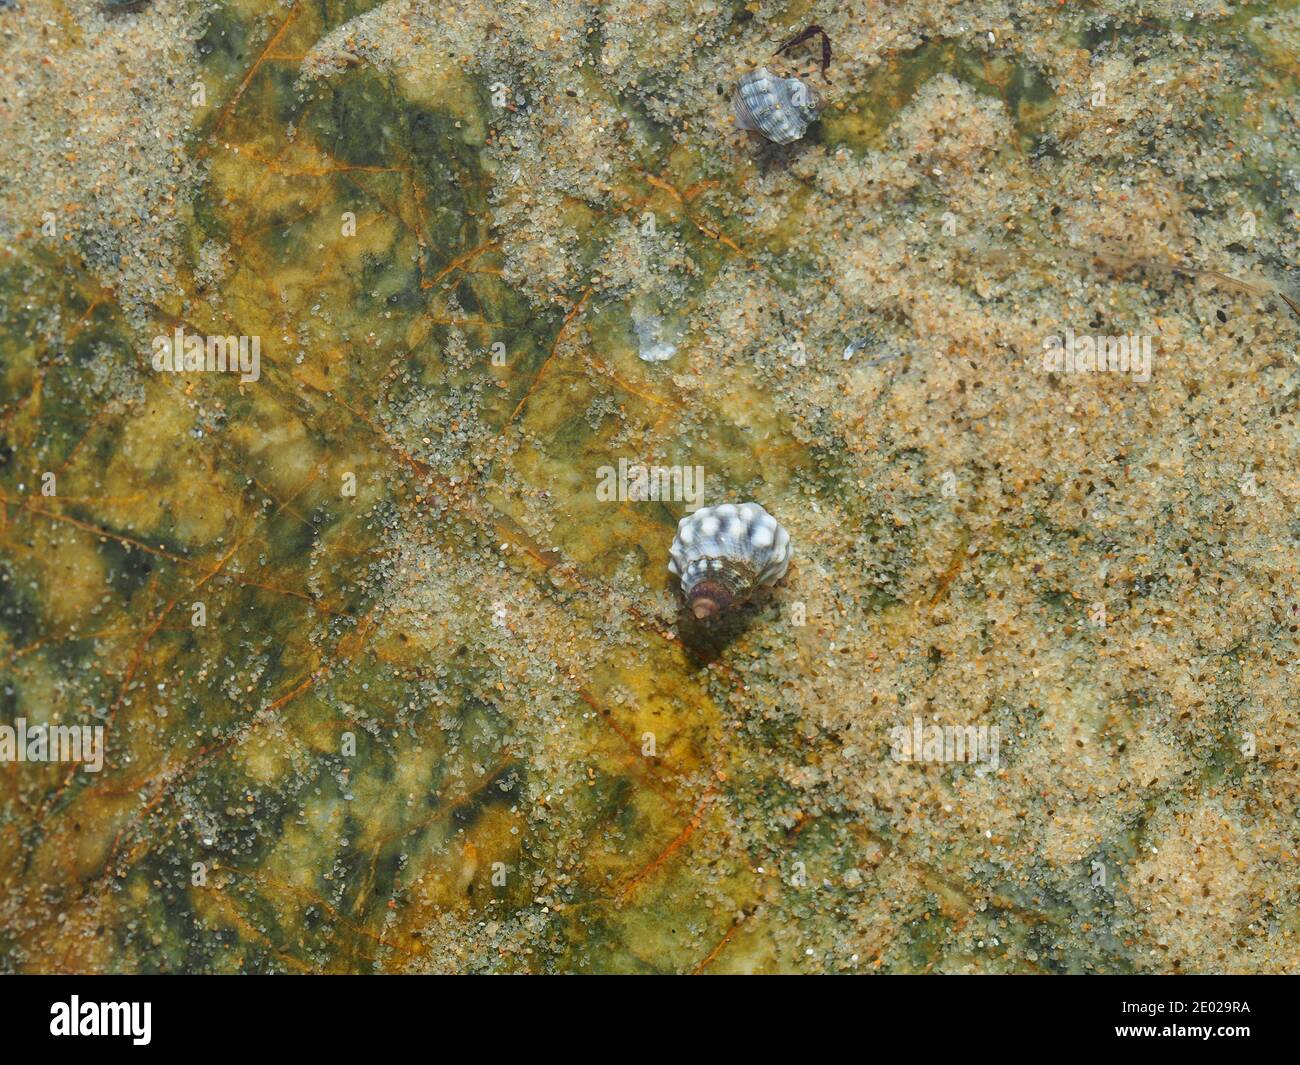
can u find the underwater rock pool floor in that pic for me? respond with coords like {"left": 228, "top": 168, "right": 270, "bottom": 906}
{"left": 0, "top": 0, "right": 1298, "bottom": 973}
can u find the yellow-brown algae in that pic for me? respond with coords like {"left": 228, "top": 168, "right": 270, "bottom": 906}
{"left": 0, "top": 0, "right": 1296, "bottom": 976}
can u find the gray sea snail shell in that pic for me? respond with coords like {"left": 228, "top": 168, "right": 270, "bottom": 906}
{"left": 668, "top": 502, "right": 792, "bottom": 619}
{"left": 732, "top": 67, "right": 822, "bottom": 145}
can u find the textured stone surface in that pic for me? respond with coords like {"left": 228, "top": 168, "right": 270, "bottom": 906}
{"left": 0, "top": 0, "right": 1297, "bottom": 973}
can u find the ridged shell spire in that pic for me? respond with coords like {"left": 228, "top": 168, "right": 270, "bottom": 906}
{"left": 732, "top": 68, "right": 821, "bottom": 145}
{"left": 668, "top": 502, "right": 791, "bottom": 619}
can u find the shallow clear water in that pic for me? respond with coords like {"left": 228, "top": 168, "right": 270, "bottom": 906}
{"left": 1, "top": 0, "right": 1298, "bottom": 973}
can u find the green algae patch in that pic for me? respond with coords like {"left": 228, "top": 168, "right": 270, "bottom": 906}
{"left": 2, "top": 0, "right": 1299, "bottom": 977}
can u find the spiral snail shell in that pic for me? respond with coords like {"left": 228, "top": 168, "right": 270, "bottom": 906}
{"left": 732, "top": 67, "right": 821, "bottom": 145}
{"left": 668, "top": 502, "right": 792, "bottom": 619}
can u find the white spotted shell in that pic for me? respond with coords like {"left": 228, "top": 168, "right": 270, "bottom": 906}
{"left": 732, "top": 67, "right": 821, "bottom": 145}
{"left": 668, "top": 502, "right": 792, "bottom": 619}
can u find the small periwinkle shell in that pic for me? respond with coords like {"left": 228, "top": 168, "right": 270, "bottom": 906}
{"left": 668, "top": 502, "right": 792, "bottom": 619}
{"left": 732, "top": 67, "right": 821, "bottom": 145}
